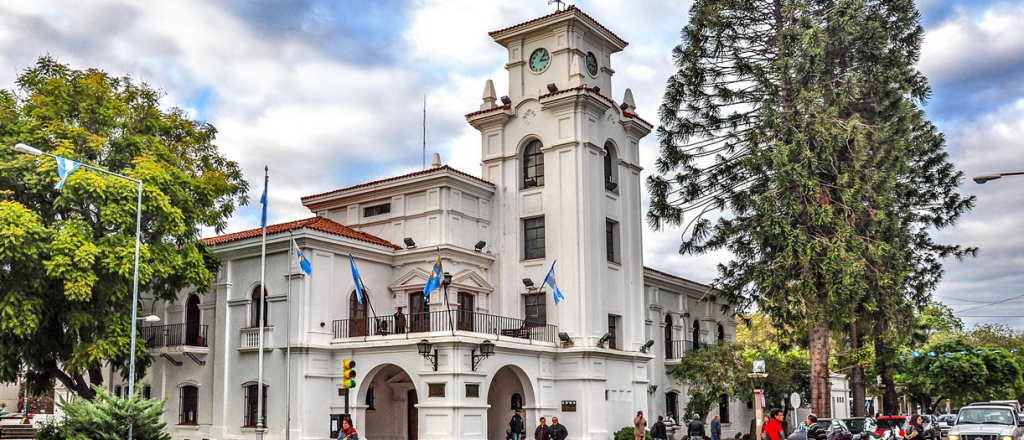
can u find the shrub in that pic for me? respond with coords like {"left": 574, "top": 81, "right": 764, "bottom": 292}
{"left": 40, "top": 386, "right": 170, "bottom": 440}
{"left": 614, "top": 426, "right": 653, "bottom": 440}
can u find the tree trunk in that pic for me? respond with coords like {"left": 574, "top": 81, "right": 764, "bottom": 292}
{"left": 850, "top": 320, "right": 866, "bottom": 417}
{"left": 875, "top": 336, "right": 899, "bottom": 415}
{"left": 810, "top": 319, "right": 832, "bottom": 417}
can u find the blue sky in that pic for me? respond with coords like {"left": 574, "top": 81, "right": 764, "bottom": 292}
{"left": 1, "top": 0, "right": 1022, "bottom": 329}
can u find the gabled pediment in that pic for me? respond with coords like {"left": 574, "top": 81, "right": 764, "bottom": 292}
{"left": 388, "top": 268, "right": 493, "bottom": 293}
{"left": 390, "top": 268, "right": 432, "bottom": 291}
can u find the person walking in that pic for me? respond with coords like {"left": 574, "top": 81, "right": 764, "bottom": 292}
{"left": 338, "top": 417, "right": 358, "bottom": 439}
{"left": 687, "top": 416, "right": 705, "bottom": 440}
{"left": 666, "top": 412, "right": 677, "bottom": 426}
{"left": 534, "top": 417, "right": 550, "bottom": 440}
{"left": 806, "top": 415, "right": 826, "bottom": 440}
{"left": 906, "top": 414, "right": 924, "bottom": 440}
{"left": 634, "top": 411, "right": 648, "bottom": 440}
{"left": 711, "top": 414, "right": 722, "bottom": 440}
{"left": 765, "top": 409, "right": 786, "bottom": 440}
{"left": 394, "top": 307, "right": 407, "bottom": 333}
{"left": 510, "top": 409, "right": 525, "bottom": 440}
{"left": 549, "top": 416, "right": 568, "bottom": 440}
{"left": 651, "top": 415, "right": 669, "bottom": 440}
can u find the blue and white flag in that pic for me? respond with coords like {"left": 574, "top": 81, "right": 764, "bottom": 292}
{"left": 54, "top": 156, "right": 82, "bottom": 190}
{"left": 543, "top": 260, "right": 564, "bottom": 305}
{"left": 260, "top": 178, "right": 268, "bottom": 228}
{"left": 293, "top": 240, "right": 312, "bottom": 275}
{"left": 423, "top": 255, "right": 442, "bottom": 298}
{"left": 349, "top": 253, "right": 364, "bottom": 304}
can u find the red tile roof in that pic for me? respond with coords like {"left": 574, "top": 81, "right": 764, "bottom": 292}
{"left": 301, "top": 165, "right": 495, "bottom": 201}
{"left": 489, "top": 6, "right": 628, "bottom": 47}
{"left": 465, "top": 104, "right": 511, "bottom": 118}
{"left": 203, "top": 216, "right": 401, "bottom": 249}
{"left": 622, "top": 111, "right": 654, "bottom": 128}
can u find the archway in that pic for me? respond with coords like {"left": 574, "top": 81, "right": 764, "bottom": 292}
{"left": 487, "top": 365, "right": 532, "bottom": 440}
{"left": 362, "top": 364, "right": 417, "bottom": 440}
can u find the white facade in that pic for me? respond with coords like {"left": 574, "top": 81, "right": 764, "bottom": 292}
{"left": 127, "top": 7, "right": 751, "bottom": 440}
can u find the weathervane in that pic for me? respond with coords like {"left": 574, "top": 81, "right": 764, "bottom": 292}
{"left": 548, "top": 0, "right": 566, "bottom": 11}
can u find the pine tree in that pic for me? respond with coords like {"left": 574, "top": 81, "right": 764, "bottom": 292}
{"left": 648, "top": 0, "right": 973, "bottom": 416}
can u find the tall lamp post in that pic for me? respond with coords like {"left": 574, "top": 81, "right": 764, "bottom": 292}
{"left": 14, "top": 143, "right": 144, "bottom": 440}
{"left": 748, "top": 360, "right": 768, "bottom": 440}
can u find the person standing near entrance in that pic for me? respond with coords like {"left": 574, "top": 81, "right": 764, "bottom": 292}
{"left": 634, "top": 411, "right": 648, "bottom": 440}
{"left": 394, "top": 307, "right": 407, "bottom": 333}
{"left": 651, "top": 416, "right": 668, "bottom": 440}
{"left": 711, "top": 414, "right": 722, "bottom": 440}
{"left": 549, "top": 417, "right": 568, "bottom": 440}
{"left": 534, "top": 417, "right": 550, "bottom": 440}
{"left": 510, "top": 409, "right": 525, "bottom": 440}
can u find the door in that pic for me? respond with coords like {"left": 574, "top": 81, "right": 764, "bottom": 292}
{"left": 410, "top": 292, "right": 430, "bottom": 332}
{"left": 349, "top": 291, "right": 368, "bottom": 337}
{"left": 457, "top": 292, "right": 474, "bottom": 332}
{"left": 185, "top": 295, "right": 201, "bottom": 345}
{"left": 408, "top": 389, "right": 419, "bottom": 440}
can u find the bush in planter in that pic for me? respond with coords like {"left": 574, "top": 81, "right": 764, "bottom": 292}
{"left": 40, "top": 386, "right": 170, "bottom": 440}
{"left": 614, "top": 426, "right": 653, "bottom": 440}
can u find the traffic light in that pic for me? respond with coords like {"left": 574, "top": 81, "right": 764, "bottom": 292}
{"left": 342, "top": 359, "right": 356, "bottom": 389}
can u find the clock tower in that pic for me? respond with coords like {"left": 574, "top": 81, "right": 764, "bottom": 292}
{"left": 467, "top": 6, "right": 654, "bottom": 436}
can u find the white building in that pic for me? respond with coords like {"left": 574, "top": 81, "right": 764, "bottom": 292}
{"left": 129, "top": 7, "right": 750, "bottom": 440}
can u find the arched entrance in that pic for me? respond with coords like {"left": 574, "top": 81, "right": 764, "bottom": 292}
{"left": 362, "top": 364, "right": 417, "bottom": 440}
{"left": 487, "top": 365, "right": 532, "bottom": 440}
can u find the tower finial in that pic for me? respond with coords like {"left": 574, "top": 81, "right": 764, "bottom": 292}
{"left": 547, "top": 0, "right": 565, "bottom": 11}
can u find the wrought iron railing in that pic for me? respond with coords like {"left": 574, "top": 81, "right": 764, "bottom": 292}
{"left": 332, "top": 310, "right": 559, "bottom": 343}
{"left": 664, "top": 340, "right": 711, "bottom": 359}
{"left": 140, "top": 324, "right": 209, "bottom": 348}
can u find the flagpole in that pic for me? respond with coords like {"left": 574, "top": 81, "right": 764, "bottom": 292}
{"left": 285, "top": 233, "right": 294, "bottom": 440}
{"left": 256, "top": 167, "right": 268, "bottom": 440}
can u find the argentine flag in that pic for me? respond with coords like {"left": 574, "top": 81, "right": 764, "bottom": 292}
{"left": 423, "top": 256, "right": 442, "bottom": 298}
{"left": 55, "top": 156, "right": 83, "bottom": 190}
{"left": 293, "top": 240, "right": 312, "bottom": 275}
{"left": 349, "top": 253, "right": 364, "bottom": 304}
{"left": 543, "top": 260, "right": 564, "bottom": 305}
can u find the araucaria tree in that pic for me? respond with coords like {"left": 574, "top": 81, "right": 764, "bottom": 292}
{"left": 0, "top": 57, "right": 247, "bottom": 399}
{"left": 648, "top": 0, "right": 973, "bottom": 416}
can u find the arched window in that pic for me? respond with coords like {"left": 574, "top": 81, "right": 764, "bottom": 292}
{"left": 717, "top": 323, "right": 726, "bottom": 343}
{"left": 243, "top": 383, "right": 267, "bottom": 428}
{"left": 349, "top": 291, "right": 369, "bottom": 337}
{"left": 250, "top": 286, "right": 268, "bottom": 328}
{"left": 604, "top": 143, "right": 618, "bottom": 191}
{"left": 664, "top": 315, "right": 674, "bottom": 358}
{"left": 185, "top": 294, "right": 201, "bottom": 346}
{"left": 691, "top": 320, "right": 701, "bottom": 350}
{"left": 179, "top": 385, "right": 199, "bottom": 425}
{"left": 511, "top": 393, "right": 523, "bottom": 410}
{"left": 522, "top": 140, "right": 544, "bottom": 188}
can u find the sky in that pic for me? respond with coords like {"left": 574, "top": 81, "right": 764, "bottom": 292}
{"left": 0, "top": 0, "right": 1022, "bottom": 330}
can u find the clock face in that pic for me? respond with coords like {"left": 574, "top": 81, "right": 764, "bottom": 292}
{"left": 586, "top": 52, "right": 599, "bottom": 76}
{"left": 529, "top": 48, "right": 550, "bottom": 72}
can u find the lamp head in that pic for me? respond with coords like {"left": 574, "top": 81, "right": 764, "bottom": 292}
{"left": 598, "top": 332, "right": 612, "bottom": 347}
{"left": 546, "top": 83, "right": 558, "bottom": 93}
{"left": 442, "top": 272, "right": 452, "bottom": 286}
{"left": 14, "top": 143, "right": 42, "bottom": 156}
{"left": 417, "top": 339, "right": 433, "bottom": 356}
{"left": 500, "top": 96, "right": 512, "bottom": 105}
{"left": 643, "top": 339, "right": 655, "bottom": 349}
{"left": 403, "top": 237, "right": 416, "bottom": 248}
{"left": 973, "top": 173, "right": 1002, "bottom": 184}
{"left": 142, "top": 315, "right": 161, "bottom": 323}
{"left": 479, "top": 340, "right": 495, "bottom": 356}
{"left": 474, "top": 240, "right": 486, "bottom": 251}
{"left": 558, "top": 332, "right": 571, "bottom": 343}
{"left": 522, "top": 278, "right": 534, "bottom": 288}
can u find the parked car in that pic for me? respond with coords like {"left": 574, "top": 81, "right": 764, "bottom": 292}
{"left": 788, "top": 418, "right": 855, "bottom": 440}
{"left": 874, "top": 416, "right": 908, "bottom": 438}
{"left": 948, "top": 404, "right": 1024, "bottom": 440}
{"left": 920, "top": 414, "right": 939, "bottom": 440}
{"left": 843, "top": 418, "right": 878, "bottom": 440}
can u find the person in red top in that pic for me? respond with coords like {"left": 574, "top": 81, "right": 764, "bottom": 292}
{"left": 765, "top": 409, "right": 786, "bottom": 440}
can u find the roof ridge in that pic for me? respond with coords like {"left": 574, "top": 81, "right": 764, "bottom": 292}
{"left": 203, "top": 216, "right": 401, "bottom": 249}
{"left": 301, "top": 164, "right": 494, "bottom": 201}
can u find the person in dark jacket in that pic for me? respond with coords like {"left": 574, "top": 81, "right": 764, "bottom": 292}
{"left": 711, "top": 414, "right": 722, "bottom": 440}
{"left": 688, "top": 417, "right": 705, "bottom": 440}
{"left": 549, "top": 417, "right": 568, "bottom": 440}
{"left": 510, "top": 409, "right": 525, "bottom": 440}
{"left": 534, "top": 417, "right": 550, "bottom": 440}
{"left": 651, "top": 416, "right": 669, "bottom": 440}
{"left": 806, "top": 415, "right": 827, "bottom": 440}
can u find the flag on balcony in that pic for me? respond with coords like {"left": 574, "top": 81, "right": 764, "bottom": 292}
{"left": 54, "top": 156, "right": 83, "bottom": 190}
{"left": 543, "top": 260, "right": 564, "bottom": 305}
{"left": 293, "top": 239, "right": 312, "bottom": 275}
{"left": 423, "top": 253, "right": 442, "bottom": 298}
{"left": 348, "top": 253, "right": 364, "bottom": 304}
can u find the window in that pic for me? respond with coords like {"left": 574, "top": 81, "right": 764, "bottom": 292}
{"left": 366, "top": 386, "right": 376, "bottom": 410}
{"left": 719, "top": 394, "right": 730, "bottom": 423}
{"left": 511, "top": 393, "right": 523, "bottom": 410}
{"left": 604, "top": 144, "right": 618, "bottom": 191}
{"left": 250, "top": 286, "right": 268, "bottom": 328}
{"left": 691, "top": 320, "right": 701, "bottom": 350}
{"left": 523, "top": 217, "right": 545, "bottom": 260}
{"left": 664, "top": 315, "right": 674, "bottom": 358}
{"left": 186, "top": 294, "right": 201, "bottom": 346}
{"left": 142, "top": 385, "right": 152, "bottom": 400}
{"left": 717, "top": 323, "right": 726, "bottom": 342}
{"left": 522, "top": 140, "right": 544, "bottom": 188}
{"left": 363, "top": 203, "right": 391, "bottom": 217}
{"left": 666, "top": 392, "right": 679, "bottom": 420}
{"left": 605, "top": 219, "right": 619, "bottom": 262}
{"left": 114, "top": 385, "right": 122, "bottom": 398}
{"left": 608, "top": 315, "right": 619, "bottom": 349}
{"left": 243, "top": 384, "right": 268, "bottom": 428}
{"left": 180, "top": 386, "right": 198, "bottom": 425}
{"left": 466, "top": 383, "right": 480, "bottom": 398}
{"left": 524, "top": 293, "right": 546, "bottom": 326}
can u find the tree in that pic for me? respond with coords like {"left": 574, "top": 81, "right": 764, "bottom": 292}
{"left": 896, "top": 338, "right": 1024, "bottom": 412}
{"left": 0, "top": 56, "right": 247, "bottom": 399}
{"left": 736, "top": 315, "right": 812, "bottom": 412}
{"left": 37, "top": 386, "right": 171, "bottom": 440}
{"left": 648, "top": 0, "right": 973, "bottom": 416}
{"left": 669, "top": 342, "right": 751, "bottom": 422}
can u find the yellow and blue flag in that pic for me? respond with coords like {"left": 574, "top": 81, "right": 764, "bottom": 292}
{"left": 293, "top": 240, "right": 312, "bottom": 275}
{"left": 543, "top": 260, "right": 564, "bottom": 305}
{"left": 348, "top": 253, "right": 364, "bottom": 304}
{"left": 423, "top": 255, "right": 442, "bottom": 298}
{"left": 55, "top": 156, "right": 82, "bottom": 190}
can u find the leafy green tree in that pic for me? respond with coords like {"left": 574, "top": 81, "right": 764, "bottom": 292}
{"left": 37, "top": 386, "right": 170, "bottom": 440}
{"left": 669, "top": 342, "right": 751, "bottom": 422}
{"left": 647, "top": 0, "right": 973, "bottom": 416}
{"left": 0, "top": 56, "right": 247, "bottom": 399}
{"left": 896, "top": 338, "right": 1024, "bottom": 412}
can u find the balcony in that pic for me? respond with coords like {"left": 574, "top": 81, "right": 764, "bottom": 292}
{"left": 663, "top": 340, "right": 711, "bottom": 359}
{"left": 140, "top": 324, "right": 209, "bottom": 349}
{"left": 332, "top": 310, "right": 559, "bottom": 344}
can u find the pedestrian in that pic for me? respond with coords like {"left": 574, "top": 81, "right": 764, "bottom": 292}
{"left": 765, "top": 409, "right": 786, "bottom": 440}
{"left": 806, "top": 415, "right": 826, "bottom": 440}
{"left": 761, "top": 414, "right": 771, "bottom": 440}
{"left": 535, "top": 416, "right": 550, "bottom": 440}
{"left": 711, "top": 414, "right": 722, "bottom": 440}
{"left": 338, "top": 416, "right": 358, "bottom": 439}
{"left": 634, "top": 411, "right": 648, "bottom": 440}
{"left": 687, "top": 416, "right": 705, "bottom": 440}
{"left": 666, "top": 412, "right": 677, "bottom": 426}
{"left": 510, "top": 409, "right": 525, "bottom": 440}
{"left": 651, "top": 415, "right": 669, "bottom": 440}
{"left": 906, "top": 414, "right": 924, "bottom": 440}
{"left": 394, "top": 307, "right": 407, "bottom": 333}
{"left": 549, "top": 417, "right": 568, "bottom": 440}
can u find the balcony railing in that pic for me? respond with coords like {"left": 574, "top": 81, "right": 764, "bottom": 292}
{"left": 664, "top": 340, "right": 711, "bottom": 359}
{"left": 140, "top": 324, "right": 209, "bottom": 348}
{"left": 332, "top": 310, "right": 559, "bottom": 343}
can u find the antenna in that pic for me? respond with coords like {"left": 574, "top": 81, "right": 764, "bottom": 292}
{"left": 422, "top": 95, "right": 427, "bottom": 169}
{"left": 547, "top": 0, "right": 565, "bottom": 11}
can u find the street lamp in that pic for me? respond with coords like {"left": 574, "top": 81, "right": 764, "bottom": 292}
{"left": 973, "top": 171, "right": 1024, "bottom": 184}
{"left": 748, "top": 360, "right": 768, "bottom": 440}
{"left": 15, "top": 143, "right": 143, "bottom": 440}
